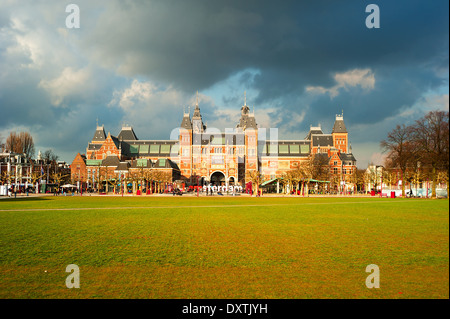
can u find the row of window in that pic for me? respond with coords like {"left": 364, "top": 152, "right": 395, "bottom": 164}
{"left": 333, "top": 168, "right": 353, "bottom": 175}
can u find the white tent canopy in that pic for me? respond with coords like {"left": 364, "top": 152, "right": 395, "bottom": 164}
{"left": 61, "top": 184, "right": 76, "bottom": 188}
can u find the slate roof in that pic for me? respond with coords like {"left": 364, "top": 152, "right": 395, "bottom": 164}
{"left": 129, "top": 158, "right": 152, "bottom": 169}
{"left": 153, "top": 158, "right": 179, "bottom": 169}
{"left": 339, "top": 153, "right": 357, "bottom": 163}
{"left": 180, "top": 113, "right": 192, "bottom": 130}
{"left": 101, "top": 155, "right": 120, "bottom": 167}
{"left": 332, "top": 117, "right": 347, "bottom": 133}
{"left": 115, "top": 162, "right": 130, "bottom": 171}
{"left": 88, "top": 143, "right": 102, "bottom": 151}
{"left": 118, "top": 126, "right": 138, "bottom": 141}
{"left": 92, "top": 126, "right": 106, "bottom": 142}
{"left": 312, "top": 134, "right": 334, "bottom": 147}
{"left": 236, "top": 105, "right": 258, "bottom": 130}
{"left": 305, "top": 127, "right": 324, "bottom": 140}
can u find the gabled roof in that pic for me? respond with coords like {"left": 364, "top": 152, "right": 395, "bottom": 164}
{"left": 92, "top": 126, "right": 106, "bottom": 142}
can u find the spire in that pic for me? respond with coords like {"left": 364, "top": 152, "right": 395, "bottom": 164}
{"left": 244, "top": 91, "right": 247, "bottom": 106}
{"left": 196, "top": 90, "right": 199, "bottom": 108}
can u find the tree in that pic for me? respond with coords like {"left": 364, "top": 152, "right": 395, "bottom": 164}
{"left": 52, "top": 172, "right": 69, "bottom": 189}
{"left": 109, "top": 174, "right": 121, "bottom": 194}
{"left": 144, "top": 169, "right": 155, "bottom": 194}
{"left": 354, "top": 168, "right": 366, "bottom": 192}
{"left": 5, "top": 131, "right": 35, "bottom": 159}
{"left": 381, "top": 124, "right": 418, "bottom": 197}
{"left": 30, "top": 170, "right": 46, "bottom": 194}
{"left": 411, "top": 111, "right": 449, "bottom": 198}
{"left": 20, "top": 132, "right": 35, "bottom": 159}
{"left": 43, "top": 149, "right": 59, "bottom": 163}
{"left": 246, "top": 170, "right": 264, "bottom": 196}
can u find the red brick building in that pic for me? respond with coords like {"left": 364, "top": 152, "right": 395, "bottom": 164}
{"left": 71, "top": 98, "right": 357, "bottom": 192}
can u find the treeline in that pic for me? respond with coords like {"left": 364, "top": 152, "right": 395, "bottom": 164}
{"left": 381, "top": 110, "right": 449, "bottom": 198}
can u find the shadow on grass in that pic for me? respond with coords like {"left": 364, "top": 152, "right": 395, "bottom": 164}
{"left": 0, "top": 197, "right": 51, "bottom": 202}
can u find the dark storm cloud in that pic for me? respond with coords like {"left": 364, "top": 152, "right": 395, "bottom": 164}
{"left": 84, "top": 0, "right": 448, "bottom": 118}
{"left": 0, "top": 0, "right": 448, "bottom": 166}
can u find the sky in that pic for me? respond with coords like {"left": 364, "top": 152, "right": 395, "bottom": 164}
{"left": 0, "top": 0, "right": 448, "bottom": 168}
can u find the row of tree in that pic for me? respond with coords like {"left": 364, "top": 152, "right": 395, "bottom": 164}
{"left": 245, "top": 154, "right": 360, "bottom": 196}
{"left": 83, "top": 166, "right": 173, "bottom": 194}
{"left": 381, "top": 110, "right": 449, "bottom": 198}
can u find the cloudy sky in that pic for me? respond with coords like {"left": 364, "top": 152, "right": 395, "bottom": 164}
{"left": 0, "top": 0, "right": 448, "bottom": 167}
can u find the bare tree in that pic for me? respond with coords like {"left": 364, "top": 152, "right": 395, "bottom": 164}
{"left": 5, "top": 132, "right": 21, "bottom": 153}
{"left": 20, "top": 132, "right": 35, "bottom": 159}
{"left": 381, "top": 124, "right": 418, "bottom": 197}
{"left": 411, "top": 111, "right": 449, "bottom": 198}
{"left": 5, "top": 132, "right": 35, "bottom": 159}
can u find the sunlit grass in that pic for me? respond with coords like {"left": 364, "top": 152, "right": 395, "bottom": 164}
{"left": 0, "top": 196, "right": 448, "bottom": 298}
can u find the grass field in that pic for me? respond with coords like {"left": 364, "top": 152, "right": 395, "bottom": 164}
{"left": 0, "top": 195, "right": 448, "bottom": 299}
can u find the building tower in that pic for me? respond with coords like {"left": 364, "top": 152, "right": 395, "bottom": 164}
{"left": 179, "top": 106, "right": 193, "bottom": 182}
{"left": 332, "top": 111, "right": 348, "bottom": 154}
{"left": 236, "top": 92, "right": 258, "bottom": 184}
{"left": 191, "top": 92, "right": 206, "bottom": 182}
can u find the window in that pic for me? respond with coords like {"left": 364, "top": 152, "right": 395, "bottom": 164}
{"left": 139, "top": 145, "right": 149, "bottom": 154}
{"left": 160, "top": 144, "right": 171, "bottom": 153}
{"left": 290, "top": 145, "right": 300, "bottom": 153}
{"left": 334, "top": 161, "right": 338, "bottom": 166}
{"left": 300, "top": 145, "right": 310, "bottom": 154}
{"left": 130, "top": 145, "right": 139, "bottom": 153}
{"left": 150, "top": 145, "right": 160, "bottom": 153}
{"left": 334, "top": 168, "right": 338, "bottom": 174}
{"left": 279, "top": 145, "right": 289, "bottom": 154}
{"left": 268, "top": 144, "right": 277, "bottom": 154}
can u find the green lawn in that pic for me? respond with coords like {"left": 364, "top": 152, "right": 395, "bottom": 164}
{"left": 0, "top": 196, "right": 448, "bottom": 299}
